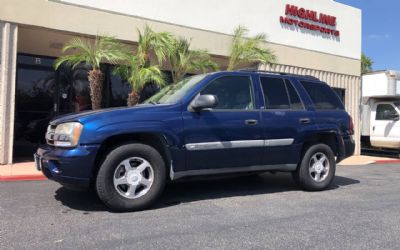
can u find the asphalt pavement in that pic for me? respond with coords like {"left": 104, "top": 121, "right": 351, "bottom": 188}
{"left": 1, "top": 164, "right": 400, "bottom": 249}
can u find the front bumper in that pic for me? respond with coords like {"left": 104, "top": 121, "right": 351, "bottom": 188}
{"left": 35, "top": 144, "right": 100, "bottom": 189}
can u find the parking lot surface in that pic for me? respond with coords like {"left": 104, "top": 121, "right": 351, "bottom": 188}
{"left": 1, "top": 164, "right": 400, "bottom": 249}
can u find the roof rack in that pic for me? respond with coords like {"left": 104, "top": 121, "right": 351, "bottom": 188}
{"left": 237, "top": 68, "right": 320, "bottom": 80}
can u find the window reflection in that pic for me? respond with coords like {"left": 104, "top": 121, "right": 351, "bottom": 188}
{"left": 109, "top": 73, "right": 130, "bottom": 107}
{"left": 13, "top": 54, "right": 175, "bottom": 159}
{"left": 14, "top": 66, "right": 56, "bottom": 158}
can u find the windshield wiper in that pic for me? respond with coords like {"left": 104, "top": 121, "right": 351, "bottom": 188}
{"left": 149, "top": 101, "right": 158, "bottom": 105}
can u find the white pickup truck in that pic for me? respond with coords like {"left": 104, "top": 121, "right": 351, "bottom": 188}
{"left": 361, "top": 70, "right": 400, "bottom": 150}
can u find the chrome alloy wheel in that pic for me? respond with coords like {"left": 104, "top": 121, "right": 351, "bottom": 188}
{"left": 113, "top": 157, "right": 154, "bottom": 199}
{"left": 309, "top": 152, "right": 330, "bottom": 182}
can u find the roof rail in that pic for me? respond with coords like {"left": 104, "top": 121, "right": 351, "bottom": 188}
{"left": 237, "top": 68, "right": 320, "bottom": 80}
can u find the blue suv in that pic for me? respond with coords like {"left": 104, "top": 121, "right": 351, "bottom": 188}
{"left": 35, "top": 70, "right": 355, "bottom": 211}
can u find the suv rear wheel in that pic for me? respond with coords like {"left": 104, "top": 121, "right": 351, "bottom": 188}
{"left": 293, "top": 143, "right": 336, "bottom": 191}
{"left": 96, "top": 143, "right": 166, "bottom": 212}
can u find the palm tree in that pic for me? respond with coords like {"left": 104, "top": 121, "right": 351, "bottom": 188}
{"left": 361, "top": 53, "right": 373, "bottom": 75}
{"left": 114, "top": 55, "right": 165, "bottom": 106}
{"left": 168, "top": 37, "right": 218, "bottom": 83}
{"left": 115, "top": 25, "right": 174, "bottom": 106}
{"left": 54, "top": 35, "right": 126, "bottom": 110}
{"left": 136, "top": 25, "right": 175, "bottom": 67}
{"left": 227, "top": 25, "right": 276, "bottom": 71}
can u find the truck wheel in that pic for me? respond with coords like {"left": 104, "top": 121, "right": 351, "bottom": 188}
{"left": 96, "top": 143, "right": 166, "bottom": 212}
{"left": 293, "top": 143, "right": 336, "bottom": 191}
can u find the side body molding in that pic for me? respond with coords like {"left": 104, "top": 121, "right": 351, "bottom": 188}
{"left": 185, "top": 139, "right": 294, "bottom": 151}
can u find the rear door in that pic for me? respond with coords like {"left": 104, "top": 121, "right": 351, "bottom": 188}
{"left": 258, "top": 76, "right": 312, "bottom": 166}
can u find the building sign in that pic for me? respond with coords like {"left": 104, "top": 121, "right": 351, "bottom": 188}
{"left": 53, "top": 0, "right": 361, "bottom": 59}
{"left": 280, "top": 4, "right": 340, "bottom": 37}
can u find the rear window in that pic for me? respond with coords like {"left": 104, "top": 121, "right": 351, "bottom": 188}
{"left": 300, "top": 81, "right": 344, "bottom": 110}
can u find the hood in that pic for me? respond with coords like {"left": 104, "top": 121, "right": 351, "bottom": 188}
{"left": 50, "top": 104, "right": 176, "bottom": 126}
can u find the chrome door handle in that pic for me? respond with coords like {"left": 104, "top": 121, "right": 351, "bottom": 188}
{"left": 245, "top": 119, "right": 258, "bottom": 125}
{"left": 299, "top": 118, "right": 311, "bottom": 124}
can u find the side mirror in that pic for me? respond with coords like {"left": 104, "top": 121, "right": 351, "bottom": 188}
{"left": 190, "top": 94, "right": 218, "bottom": 111}
{"left": 391, "top": 113, "right": 400, "bottom": 121}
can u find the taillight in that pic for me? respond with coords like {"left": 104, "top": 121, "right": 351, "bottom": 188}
{"left": 349, "top": 115, "right": 354, "bottom": 135}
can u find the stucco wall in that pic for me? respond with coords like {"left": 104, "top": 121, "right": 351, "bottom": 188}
{"left": 0, "top": 22, "right": 18, "bottom": 164}
{"left": 1, "top": 0, "right": 360, "bottom": 76}
{"left": 52, "top": 0, "right": 362, "bottom": 60}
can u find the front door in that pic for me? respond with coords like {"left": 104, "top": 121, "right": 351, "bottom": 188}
{"left": 14, "top": 56, "right": 57, "bottom": 159}
{"left": 57, "top": 63, "right": 92, "bottom": 114}
{"left": 182, "top": 74, "right": 264, "bottom": 170}
{"left": 371, "top": 103, "right": 400, "bottom": 148}
{"left": 13, "top": 55, "right": 92, "bottom": 159}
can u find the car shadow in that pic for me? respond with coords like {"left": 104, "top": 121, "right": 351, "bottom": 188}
{"left": 54, "top": 173, "right": 360, "bottom": 212}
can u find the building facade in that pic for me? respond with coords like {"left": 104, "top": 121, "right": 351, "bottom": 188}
{"left": 0, "top": 0, "right": 361, "bottom": 164}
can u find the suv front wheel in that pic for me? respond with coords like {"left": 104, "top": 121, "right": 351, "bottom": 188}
{"left": 293, "top": 143, "right": 336, "bottom": 191}
{"left": 96, "top": 143, "right": 166, "bottom": 212}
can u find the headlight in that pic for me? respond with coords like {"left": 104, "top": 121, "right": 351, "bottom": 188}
{"left": 53, "top": 122, "right": 83, "bottom": 147}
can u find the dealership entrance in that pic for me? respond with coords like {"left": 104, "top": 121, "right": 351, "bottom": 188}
{"left": 13, "top": 54, "right": 165, "bottom": 160}
{"left": 14, "top": 54, "right": 99, "bottom": 159}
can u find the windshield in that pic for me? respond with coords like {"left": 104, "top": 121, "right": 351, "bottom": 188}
{"left": 145, "top": 74, "right": 207, "bottom": 104}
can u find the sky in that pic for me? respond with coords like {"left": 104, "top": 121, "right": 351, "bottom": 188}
{"left": 336, "top": 0, "right": 399, "bottom": 71}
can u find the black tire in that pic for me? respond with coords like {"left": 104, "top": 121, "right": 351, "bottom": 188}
{"left": 96, "top": 143, "right": 166, "bottom": 212}
{"left": 293, "top": 143, "right": 336, "bottom": 191}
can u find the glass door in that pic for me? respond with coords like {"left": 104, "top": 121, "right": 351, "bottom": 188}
{"left": 14, "top": 64, "right": 56, "bottom": 159}
{"left": 57, "top": 63, "right": 92, "bottom": 114}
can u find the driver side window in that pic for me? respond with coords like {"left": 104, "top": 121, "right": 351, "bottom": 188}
{"left": 201, "top": 76, "right": 254, "bottom": 110}
{"left": 376, "top": 104, "right": 398, "bottom": 120}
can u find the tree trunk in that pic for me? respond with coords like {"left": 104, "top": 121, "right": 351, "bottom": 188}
{"left": 88, "top": 69, "right": 104, "bottom": 110}
{"left": 127, "top": 91, "right": 140, "bottom": 107}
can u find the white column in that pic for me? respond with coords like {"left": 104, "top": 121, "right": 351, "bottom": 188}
{"left": 0, "top": 22, "right": 18, "bottom": 164}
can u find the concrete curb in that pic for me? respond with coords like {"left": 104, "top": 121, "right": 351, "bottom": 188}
{"left": 0, "top": 162, "right": 46, "bottom": 182}
{"left": 374, "top": 159, "right": 400, "bottom": 164}
{"left": 0, "top": 174, "right": 46, "bottom": 182}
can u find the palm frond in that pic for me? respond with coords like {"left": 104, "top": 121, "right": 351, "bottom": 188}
{"left": 228, "top": 25, "right": 277, "bottom": 70}
{"left": 168, "top": 37, "right": 218, "bottom": 83}
{"left": 54, "top": 35, "right": 126, "bottom": 70}
{"left": 54, "top": 54, "right": 87, "bottom": 70}
{"left": 136, "top": 25, "right": 174, "bottom": 65}
{"left": 361, "top": 53, "right": 373, "bottom": 74}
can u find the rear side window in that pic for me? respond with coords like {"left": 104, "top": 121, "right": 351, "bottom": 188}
{"left": 285, "top": 79, "right": 303, "bottom": 110}
{"left": 260, "top": 77, "right": 303, "bottom": 110}
{"left": 300, "top": 81, "right": 344, "bottom": 110}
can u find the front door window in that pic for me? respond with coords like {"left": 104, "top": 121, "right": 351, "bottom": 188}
{"left": 376, "top": 104, "right": 397, "bottom": 120}
{"left": 201, "top": 76, "right": 254, "bottom": 110}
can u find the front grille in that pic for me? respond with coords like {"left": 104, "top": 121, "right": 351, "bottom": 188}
{"left": 46, "top": 125, "right": 56, "bottom": 146}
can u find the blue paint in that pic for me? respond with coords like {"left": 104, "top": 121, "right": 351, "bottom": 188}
{"left": 36, "top": 71, "right": 355, "bottom": 188}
